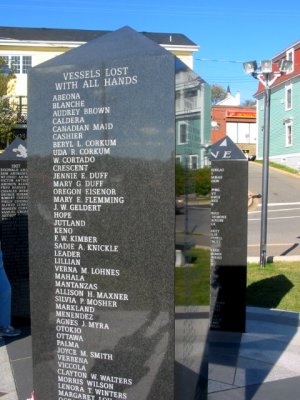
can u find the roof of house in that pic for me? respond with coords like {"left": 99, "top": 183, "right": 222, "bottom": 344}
{"left": 0, "top": 26, "right": 198, "bottom": 47}
{"left": 248, "top": 37, "right": 300, "bottom": 98}
{"left": 273, "top": 39, "right": 300, "bottom": 61}
{"left": 255, "top": 40, "right": 300, "bottom": 97}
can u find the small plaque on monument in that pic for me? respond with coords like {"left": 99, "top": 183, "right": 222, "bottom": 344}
{"left": 0, "top": 137, "right": 29, "bottom": 320}
{"left": 28, "top": 27, "right": 175, "bottom": 399}
{"left": 210, "top": 136, "right": 248, "bottom": 332}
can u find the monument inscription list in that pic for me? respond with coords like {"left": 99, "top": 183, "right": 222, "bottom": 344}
{"left": 210, "top": 136, "right": 248, "bottom": 333}
{"left": 0, "top": 138, "right": 29, "bottom": 320}
{"left": 28, "top": 28, "right": 175, "bottom": 400}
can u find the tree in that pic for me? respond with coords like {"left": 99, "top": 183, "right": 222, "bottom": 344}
{"left": 176, "top": 161, "right": 211, "bottom": 197}
{"left": 0, "top": 98, "right": 17, "bottom": 145}
{"left": 176, "top": 160, "right": 185, "bottom": 196}
{"left": 190, "top": 167, "right": 211, "bottom": 196}
{"left": 0, "top": 57, "right": 15, "bottom": 96}
{"left": 242, "top": 99, "right": 256, "bottom": 107}
{"left": 0, "top": 57, "right": 17, "bottom": 146}
{"left": 211, "top": 84, "right": 227, "bottom": 105}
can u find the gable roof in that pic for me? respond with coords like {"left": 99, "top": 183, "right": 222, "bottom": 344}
{"left": 272, "top": 39, "right": 300, "bottom": 62}
{"left": 32, "top": 26, "right": 173, "bottom": 68}
{"left": 255, "top": 40, "right": 300, "bottom": 97}
{"left": 0, "top": 26, "right": 198, "bottom": 48}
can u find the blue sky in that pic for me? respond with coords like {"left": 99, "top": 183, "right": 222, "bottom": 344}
{"left": 2, "top": 0, "right": 300, "bottom": 102}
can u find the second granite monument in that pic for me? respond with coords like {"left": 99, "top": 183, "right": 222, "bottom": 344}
{"left": 0, "top": 137, "right": 29, "bottom": 321}
{"left": 210, "top": 136, "right": 248, "bottom": 332}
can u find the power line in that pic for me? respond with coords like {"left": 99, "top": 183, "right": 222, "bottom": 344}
{"left": 196, "top": 58, "right": 244, "bottom": 64}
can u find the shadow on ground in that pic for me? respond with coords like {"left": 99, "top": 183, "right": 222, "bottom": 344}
{"left": 247, "top": 274, "right": 294, "bottom": 309}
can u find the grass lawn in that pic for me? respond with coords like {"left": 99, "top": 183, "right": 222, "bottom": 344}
{"left": 175, "top": 248, "right": 300, "bottom": 312}
{"left": 175, "top": 248, "right": 210, "bottom": 306}
{"left": 255, "top": 160, "right": 300, "bottom": 175}
{"left": 247, "top": 262, "right": 300, "bottom": 312}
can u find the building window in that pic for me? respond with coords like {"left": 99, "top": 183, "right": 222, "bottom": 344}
{"left": 22, "top": 56, "right": 32, "bottom": 73}
{"left": 285, "top": 122, "right": 293, "bottom": 146}
{"left": 178, "top": 122, "right": 188, "bottom": 144}
{"left": 226, "top": 122, "right": 238, "bottom": 142}
{"left": 190, "top": 155, "right": 198, "bottom": 169}
{"left": 2, "top": 55, "right": 32, "bottom": 74}
{"left": 11, "top": 56, "right": 21, "bottom": 73}
{"left": 176, "top": 156, "right": 182, "bottom": 164}
{"left": 185, "top": 89, "right": 197, "bottom": 98}
{"left": 237, "top": 123, "right": 250, "bottom": 143}
{"left": 226, "top": 122, "right": 256, "bottom": 144}
{"left": 249, "top": 123, "right": 257, "bottom": 143}
{"left": 285, "top": 84, "right": 292, "bottom": 110}
{"left": 286, "top": 49, "right": 294, "bottom": 74}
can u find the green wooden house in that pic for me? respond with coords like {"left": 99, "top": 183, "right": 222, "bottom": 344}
{"left": 175, "top": 64, "right": 211, "bottom": 170}
{"left": 255, "top": 41, "right": 300, "bottom": 171}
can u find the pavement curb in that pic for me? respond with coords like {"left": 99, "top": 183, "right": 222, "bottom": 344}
{"left": 248, "top": 255, "right": 300, "bottom": 263}
{"left": 250, "top": 160, "right": 300, "bottom": 179}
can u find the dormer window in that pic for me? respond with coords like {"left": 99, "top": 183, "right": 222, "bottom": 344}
{"left": 286, "top": 49, "right": 294, "bottom": 74}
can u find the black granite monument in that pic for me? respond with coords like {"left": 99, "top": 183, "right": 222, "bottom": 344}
{"left": 210, "top": 136, "right": 248, "bottom": 332}
{"left": 0, "top": 137, "right": 29, "bottom": 321}
{"left": 28, "top": 27, "right": 176, "bottom": 400}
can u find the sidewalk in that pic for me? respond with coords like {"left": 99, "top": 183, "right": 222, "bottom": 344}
{"left": 1, "top": 307, "right": 300, "bottom": 399}
{"left": 0, "top": 339, "right": 18, "bottom": 400}
{"left": 0, "top": 326, "right": 32, "bottom": 400}
{"left": 208, "top": 307, "right": 300, "bottom": 399}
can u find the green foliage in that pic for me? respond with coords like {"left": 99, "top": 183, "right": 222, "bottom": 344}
{"left": 0, "top": 57, "right": 15, "bottom": 96}
{"left": 190, "top": 167, "right": 211, "bottom": 196}
{"left": 175, "top": 248, "right": 210, "bottom": 306}
{"left": 242, "top": 99, "right": 256, "bottom": 107}
{"left": 175, "top": 161, "right": 185, "bottom": 196}
{"left": 255, "top": 160, "right": 299, "bottom": 175}
{"left": 247, "top": 262, "right": 300, "bottom": 312}
{"left": 176, "top": 249, "right": 300, "bottom": 312}
{"left": 0, "top": 98, "right": 17, "bottom": 143}
{"left": 176, "top": 162, "right": 211, "bottom": 197}
{"left": 0, "top": 57, "right": 17, "bottom": 145}
{"left": 211, "top": 84, "right": 227, "bottom": 105}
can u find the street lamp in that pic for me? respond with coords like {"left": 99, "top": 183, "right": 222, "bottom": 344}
{"left": 243, "top": 59, "right": 292, "bottom": 267}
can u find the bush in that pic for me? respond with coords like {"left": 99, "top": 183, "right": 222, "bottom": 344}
{"left": 190, "top": 167, "right": 211, "bottom": 196}
{"left": 176, "top": 162, "right": 211, "bottom": 197}
{"left": 175, "top": 161, "right": 185, "bottom": 196}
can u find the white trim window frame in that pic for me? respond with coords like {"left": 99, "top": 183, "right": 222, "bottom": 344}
{"left": 2, "top": 55, "right": 32, "bottom": 74}
{"left": 176, "top": 155, "right": 182, "bottom": 164}
{"left": 285, "top": 121, "right": 293, "bottom": 147}
{"left": 190, "top": 155, "right": 198, "bottom": 169}
{"left": 178, "top": 122, "right": 188, "bottom": 145}
{"left": 285, "top": 84, "right": 292, "bottom": 111}
{"left": 286, "top": 48, "right": 294, "bottom": 74}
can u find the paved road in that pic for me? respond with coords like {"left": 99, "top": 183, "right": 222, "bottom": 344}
{"left": 248, "top": 162, "right": 300, "bottom": 258}
{"left": 176, "top": 204, "right": 210, "bottom": 248}
{"left": 248, "top": 161, "right": 300, "bottom": 203}
{"left": 176, "top": 162, "right": 300, "bottom": 258}
{"left": 248, "top": 202, "right": 300, "bottom": 257}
